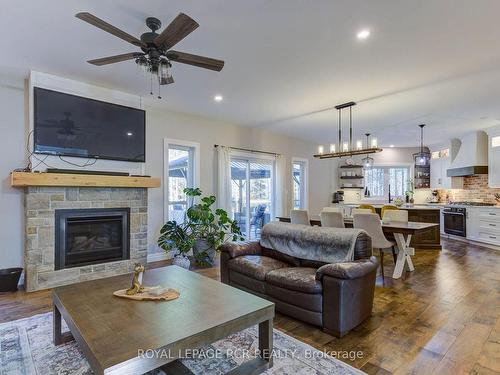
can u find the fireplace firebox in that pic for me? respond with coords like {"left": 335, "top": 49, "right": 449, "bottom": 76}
{"left": 55, "top": 208, "right": 130, "bottom": 270}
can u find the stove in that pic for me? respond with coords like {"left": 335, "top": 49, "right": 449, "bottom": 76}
{"left": 446, "top": 202, "right": 495, "bottom": 207}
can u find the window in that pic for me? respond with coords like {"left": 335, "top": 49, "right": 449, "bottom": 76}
{"left": 364, "top": 165, "right": 410, "bottom": 199}
{"left": 164, "top": 139, "right": 200, "bottom": 223}
{"left": 230, "top": 155, "right": 274, "bottom": 240}
{"left": 292, "top": 159, "right": 308, "bottom": 209}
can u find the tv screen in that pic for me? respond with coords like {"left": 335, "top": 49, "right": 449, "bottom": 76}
{"left": 33, "top": 87, "right": 146, "bottom": 162}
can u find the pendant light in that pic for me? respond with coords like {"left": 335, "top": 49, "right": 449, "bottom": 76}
{"left": 413, "top": 124, "right": 430, "bottom": 166}
{"left": 361, "top": 133, "right": 374, "bottom": 169}
{"left": 314, "top": 101, "right": 383, "bottom": 159}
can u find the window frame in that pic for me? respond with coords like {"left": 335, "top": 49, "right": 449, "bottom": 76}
{"left": 291, "top": 157, "right": 309, "bottom": 210}
{"left": 163, "top": 138, "right": 201, "bottom": 223}
{"left": 363, "top": 162, "right": 413, "bottom": 202}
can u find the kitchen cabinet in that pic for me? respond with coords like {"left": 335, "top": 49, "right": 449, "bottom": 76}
{"left": 489, "top": 133, "right": 500, "bottom": 188}
{"left": 466, "top": 207, "right": 479, "bottom": 241}
{"left": 430, "top": 149, "right": 463, "bottom": 189}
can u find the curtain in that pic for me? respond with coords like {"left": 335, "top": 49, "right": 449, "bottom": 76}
{"left": 217, "top": 146, "right": 233, "bottom": 215}
{"left": 275, "top": 154, "right": 289, "bottom": 218}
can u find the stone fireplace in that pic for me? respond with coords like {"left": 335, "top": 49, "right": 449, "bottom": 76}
{"left": 24, "top": 186, "right": 148, "bottom": 291}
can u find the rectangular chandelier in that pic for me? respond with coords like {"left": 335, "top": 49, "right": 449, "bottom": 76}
{"left": 313, "top": 101, "right": 383, "bottom": 159}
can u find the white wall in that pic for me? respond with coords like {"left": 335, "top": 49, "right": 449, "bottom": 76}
{"left": 0, "top": 75, "right": 26, "bottom": 268}
{"left": 0, "top": 73, "right": 333, "bottom": 267}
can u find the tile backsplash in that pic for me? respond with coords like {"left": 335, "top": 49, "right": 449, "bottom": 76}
{"left": 437, "top": 175, "right": 500, "bottom": 203}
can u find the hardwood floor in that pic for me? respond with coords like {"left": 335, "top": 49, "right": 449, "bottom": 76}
{"left": 1, "top": 238, "right": 498, "bottom": 374}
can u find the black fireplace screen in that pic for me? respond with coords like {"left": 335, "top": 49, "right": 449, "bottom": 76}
{"left": 55, "top": 208, "right": 130, "bottom": 269}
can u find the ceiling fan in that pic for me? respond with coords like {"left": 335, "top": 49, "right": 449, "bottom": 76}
{"left": 75, "top": 12, "right": 224, "bottom": 97}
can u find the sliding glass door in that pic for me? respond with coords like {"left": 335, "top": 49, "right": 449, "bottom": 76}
{"left": 231, "top": 158, "right": 274, "bottom": 240}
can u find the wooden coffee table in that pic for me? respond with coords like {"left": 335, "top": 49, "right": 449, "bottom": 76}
{"left": 52, "top": 265, "right": 275, "bottom": 374}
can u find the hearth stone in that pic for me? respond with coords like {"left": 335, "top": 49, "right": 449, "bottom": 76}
{"left": 24, "top": 187, "right": 148, "bottom": 292}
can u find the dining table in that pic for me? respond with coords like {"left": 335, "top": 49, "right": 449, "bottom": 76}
{"left": 276, "top": 216, "right": 439, "bottom": 279}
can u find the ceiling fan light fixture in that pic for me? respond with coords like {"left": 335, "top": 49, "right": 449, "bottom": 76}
{"left": 136, "top": 56, "right": 149, "bottom": 73}
{"left": 159, "top": 60, "right": 172, "bottom": 80}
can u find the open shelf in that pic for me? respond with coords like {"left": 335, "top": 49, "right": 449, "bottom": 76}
{"left": 340, "top": 176, "right": 364, "bottom": 179}
{"left": 340, "top": 165, "right": 364, "bottom": 169}
{"left": 340, "top": 186, "right": 364, "bottom": 189}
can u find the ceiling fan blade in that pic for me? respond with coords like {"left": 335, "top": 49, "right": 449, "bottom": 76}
{"left": 76, "top": 12, "right": 145, "bottom": 48}
{"left": 154, "top": 13, "right": 199, "bottom": 49}
{"left": 87, "top": 52, "right": 144, "bottom": 66}
{"left": 166, "top": 50, "right": 224, "bottom": 71}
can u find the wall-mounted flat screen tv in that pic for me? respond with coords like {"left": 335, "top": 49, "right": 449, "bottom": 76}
{"left": 33, "top": 87, "right": 146, "bottom": 162}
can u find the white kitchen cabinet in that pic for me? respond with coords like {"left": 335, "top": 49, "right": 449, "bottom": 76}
{"left": 430, "top": 157, "right": 442, "bottom": 189}
{"left": 466, "top": 207, "right": 480, "bottom": 241}
{"left": 487, "top": 126, "right": 500, "bottom": 188}
{"left": 430, "top": 150, "right": 463, "bottom": 189}
{"left": 489, "top": 141, "right": 500, "bottom": 188}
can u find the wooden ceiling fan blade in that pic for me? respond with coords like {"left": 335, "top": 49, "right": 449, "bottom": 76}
{"left": 87, "top": 52, "right": 144, "bottom": 66}
{"left": 160, "top": 75, "right": 175, "bottom": 85}
{"left": 166, "top": 51, "right": 224, "bottom": 71}
{"left": 154, "top": 13, "right": 199, "bottom": 49}
{"left": 76, "top": 12, "right": 145, "bottom": 48}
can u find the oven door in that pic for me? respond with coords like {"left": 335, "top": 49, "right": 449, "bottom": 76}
{"left": 443, "top": 211, "right": 466, "bottom": 237}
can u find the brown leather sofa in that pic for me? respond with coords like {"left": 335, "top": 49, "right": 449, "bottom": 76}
{"left": 220, "top": 232, "right": 377, "bottom": 337}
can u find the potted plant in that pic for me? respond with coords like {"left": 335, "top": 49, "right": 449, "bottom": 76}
{"left": 405, "top": 178, "right": 415, "bottom": 204}
{"left": 184, "top": 188, "right": 244, "bottom": 267}
{"left": 157, "top": 188, "right": 244, "bottom": 268}
{"left": 157, "top": 220, "right": 194, "bottom": 269}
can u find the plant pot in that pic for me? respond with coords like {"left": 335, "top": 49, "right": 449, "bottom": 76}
{"left": 0, "top": 268, "right": 23, "bottom": 292}
{"left": 172, "top": 255, "right": 190, "bottom": 270}
{"left": 193, "top": 239, "right": 216, "bottom": 266}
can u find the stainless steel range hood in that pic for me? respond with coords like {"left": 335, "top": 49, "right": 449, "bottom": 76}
{"left": 447, "top": 165, "right": 488, "bottom": 177}
{"left": 446, "top": 131, "right": 488, "bottom": 177}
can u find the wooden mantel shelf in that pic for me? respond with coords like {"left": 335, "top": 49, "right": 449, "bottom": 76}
{"left": 10, "top": 172, "right": 161, "bottom": 188}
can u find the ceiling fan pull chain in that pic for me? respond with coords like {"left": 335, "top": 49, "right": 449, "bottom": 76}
{"left": 150, "top": 74, "right": 153, "bottom": 96}
{"left": 158, "top": 75, "right": 162, "bottom": 99}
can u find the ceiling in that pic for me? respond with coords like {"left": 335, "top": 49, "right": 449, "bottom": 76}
{"left": 2, "top": 0, "right": 500, "bottom": 147}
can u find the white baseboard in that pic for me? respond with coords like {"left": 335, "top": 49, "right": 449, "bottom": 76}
{"left": 147, "top": 252, "right": 170, "bottom": 263}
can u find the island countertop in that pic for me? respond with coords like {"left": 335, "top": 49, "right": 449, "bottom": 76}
{"left": 340, "top": 203, "right": 443, "bottom": 210}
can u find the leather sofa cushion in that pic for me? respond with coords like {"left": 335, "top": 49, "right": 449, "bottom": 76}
{"left": 229, "top": 270, "right": 267, "bottom": 295}
{"left": 265, "top": 283, "right": 323, "bottom": 312}
{"left": 227, "top": 255, "right": 290, "bottom": 281}
{"left": 262, "top": 247, "right": 300, "bottom": 266}
{"left": 266, "top": 267, "right": 322, "bottom": 294}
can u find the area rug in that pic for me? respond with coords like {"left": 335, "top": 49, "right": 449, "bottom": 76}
{"left": 0, "top": 313, "right": 364, "bottom": 375}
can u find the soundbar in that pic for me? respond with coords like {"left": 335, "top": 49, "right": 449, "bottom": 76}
{"left": 46, "top": 169, "right": 130, "bottom": 177}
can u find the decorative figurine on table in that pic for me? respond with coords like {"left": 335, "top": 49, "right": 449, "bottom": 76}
{"left": 126, "top": 263, "right": 145, "bottom": 295}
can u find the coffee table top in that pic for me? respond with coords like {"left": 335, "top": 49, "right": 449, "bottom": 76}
{"left": 53, "top": 265, "right": 274, "bottom": 374}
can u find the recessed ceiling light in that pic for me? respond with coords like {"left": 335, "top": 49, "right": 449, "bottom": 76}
{"left": 390, "top": 144, "right": 395, "bottom": 148}
{"left": 126, "top": 132, "right": 133, "bottom": 136}
{"left": 356, "top": 29, "right": 371, "bottom": 40}
{"left": 214, "top": 95, "right": 223, "bottom": 102}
